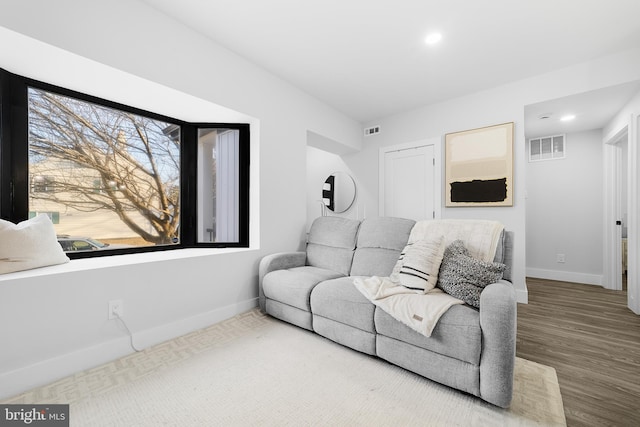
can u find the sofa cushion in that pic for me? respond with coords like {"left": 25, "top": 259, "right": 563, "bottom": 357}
{"left": 310, "top": 276, "right": 376, "bottom": 333}
{"left": 374, "top": 304, "right": 482, "bottom": 365}
{"left": 306, "top": 217, "right": 360, "bottom": 276}
{"left": 355, "top": 217, "right": 415, "bottom": 250}
{"left": 350, "top": 217, "right": 415, "bottom": 277}
{"left": 348, "top": 247, "right": 400, "bottom": 278}
{"left": 306, "top": 245, "right": 356, "bottom": 277}
{"left": 437, "top": 240, "right": 506, "bottom": 308}
{"left": 308, "top": 216, "right": 361, "bottom": 248}
{"left": 263, "top": 266, "right": 344, "bottom": 311}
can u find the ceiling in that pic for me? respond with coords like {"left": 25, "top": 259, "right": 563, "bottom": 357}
{"left": 142, "top": 0, "right": 640, "bottom": 123}
{"left": 524, "top": 80, "right": 640, "bottom": 138}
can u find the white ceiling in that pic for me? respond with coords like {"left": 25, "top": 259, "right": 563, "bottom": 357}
{"left": 524, "top": 80, "right": 640, "bottom": 138}
{"left": 143, "top": 0, "right": 640, "bottom": 123}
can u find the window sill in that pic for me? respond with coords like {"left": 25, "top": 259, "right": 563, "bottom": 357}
{"left": 0, "top": 247, "right": 257, "bottom": 281}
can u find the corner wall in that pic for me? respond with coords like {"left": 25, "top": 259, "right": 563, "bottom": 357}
{"left": 525, "top": 129, "right": 604, "bottom": 284}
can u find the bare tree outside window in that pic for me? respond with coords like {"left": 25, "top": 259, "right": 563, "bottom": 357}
{"left": 28, "top": 88, "right": 180, "bottom": 246}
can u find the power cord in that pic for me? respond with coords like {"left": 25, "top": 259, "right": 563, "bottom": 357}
{"left": 113, "top": 312, "right": 144, "bottom": 352}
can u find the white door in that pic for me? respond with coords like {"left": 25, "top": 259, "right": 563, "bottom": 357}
{"left": 380, "top": 141, "right": 438, "bottom": 220}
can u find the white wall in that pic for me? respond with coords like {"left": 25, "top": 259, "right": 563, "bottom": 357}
{"left": 0, "top": 0, "right": 361, "bottom": 399}
{"left": 315, "top": 47, "right": 640, "bottom": 304}
{"left": 526, "top": 130, "right": 604, "bottom": 284}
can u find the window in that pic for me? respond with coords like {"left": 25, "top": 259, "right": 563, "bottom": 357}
{"left": 529, "top": 134, "right": 565, "bottom": 162}
{"left": 197, "top": 128, "right": 240, "bottom": 243}
{"left": 28, "top": 87, "right": 181, "bottom": 249}
{"left": 0, "top": 68, "right": 250, "bottom": 257}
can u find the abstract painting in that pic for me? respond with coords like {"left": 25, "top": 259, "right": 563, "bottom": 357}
{"left": 445, "top": 122, "right": 514, "bottom": 207}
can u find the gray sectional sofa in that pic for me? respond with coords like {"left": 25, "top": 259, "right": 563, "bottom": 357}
{"left": 258, "top": 216, "right": 516, "bottom": 408}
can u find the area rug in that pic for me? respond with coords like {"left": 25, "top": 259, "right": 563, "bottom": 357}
{"left": 4, "top": 309, "right": 566, "bottom": 426}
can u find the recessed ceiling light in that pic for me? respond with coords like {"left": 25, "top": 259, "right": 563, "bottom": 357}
{"left": 560, "top": 114, "right": 576, "bottom": 122}
{"left": 425, "top": 33, "right": 442, "bottom": 45}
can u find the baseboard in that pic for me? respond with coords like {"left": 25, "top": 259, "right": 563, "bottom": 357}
{"left": 0, "top": 298, "right": 258, "bottom": 401}
{"left": 133, "top": 298, "right": 258, "bottom": 349}
{"left": 516, "top": 286, "right": 528, "bottom": 304}
{"left": 526, "top": 268, "right": 603, "bottom": 286}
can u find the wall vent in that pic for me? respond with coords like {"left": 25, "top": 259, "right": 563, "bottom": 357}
{"left": 364, "top": 125, "right": 380, "bottom": 136}
{"left": 529, "top": 134, "right": 565, "bottom": 162}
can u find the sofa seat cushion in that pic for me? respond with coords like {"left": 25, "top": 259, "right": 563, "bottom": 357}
{"left": 263, "top": 267, "right": 344, "bottom": 311}
{"left": 310, "top": 277, "right": 376, "bottom": 333}
{"left": 374, "top": 304, "right": 482, "bottom": 365}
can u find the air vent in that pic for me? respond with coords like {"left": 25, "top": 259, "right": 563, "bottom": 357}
{"left": 529, "top": 134, "right": 565, "bottom": 162}
{"left": 364, "top": 125, "right": 380, "bottom": 136}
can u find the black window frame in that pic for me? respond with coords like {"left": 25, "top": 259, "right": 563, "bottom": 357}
{"left": 0, "top": 68, "right": 250, "bottom": 259}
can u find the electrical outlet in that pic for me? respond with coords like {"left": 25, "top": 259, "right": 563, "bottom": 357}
{"left": 108, "top": 299, "right": 123, "bottom": 320}
{"left": 556, "top": 254, "right": 566, "bottom": 263}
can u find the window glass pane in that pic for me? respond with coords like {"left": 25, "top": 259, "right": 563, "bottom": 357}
{"left": 541, "top": 137, "right": 552, "bottom": 159}
{"left": 197, "top": 128, "right": 239, "bottom": 243}
{"left": 28, "top": 87, "right": 181, "bottom": 251}
{"left": 530, "top": 139, "right": 541, "bottom": 161}
{"left": 552, "top": 136, "right": 564, "bottom": 158}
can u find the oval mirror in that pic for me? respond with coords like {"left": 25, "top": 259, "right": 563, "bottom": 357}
{"left": 322, "top": 172, "right": 356, "bottom": 213}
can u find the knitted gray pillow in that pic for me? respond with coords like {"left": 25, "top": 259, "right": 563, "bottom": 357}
{"left": 437, "top": 240, "right": 506, "bottom": 308}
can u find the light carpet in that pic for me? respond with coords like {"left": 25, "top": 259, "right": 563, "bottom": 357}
{"left": 4, "top": 309, "right": 566, "bottom": 426}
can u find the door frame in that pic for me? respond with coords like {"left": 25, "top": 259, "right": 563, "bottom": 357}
{"left": 603, "top": 126, "right": 627, "bottom": 291}
{"left": 629, "top": 114, "right": 640, "bottom": 314}
{"left": 604, "top": 114, "right": 639, "bottom": 314}
{"left": 379, "top": 138, "right": 442, "bottom": 219}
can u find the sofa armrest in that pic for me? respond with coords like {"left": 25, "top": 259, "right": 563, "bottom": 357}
{"left": 258, "top": 252, "right": 306, "bottom": 311}
{"left": 478, "top": 279, "right": 517, "bottom": 408}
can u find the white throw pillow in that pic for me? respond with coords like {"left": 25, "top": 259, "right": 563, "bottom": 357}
{"left": 0, "top": 214, "right": 70, "bottom": 274}
{"left": 390, "top": 236, "right": 445, "bottom": 293}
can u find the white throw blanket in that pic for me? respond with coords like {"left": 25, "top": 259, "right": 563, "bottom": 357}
{"left": 354, "top": 276, "right": 463, "bottom": 337}
{"left": 354, "top": 219, "right": 505, "bottom": 337}
{"left": 409, "top": 219, "right": 504, "bottom": 262}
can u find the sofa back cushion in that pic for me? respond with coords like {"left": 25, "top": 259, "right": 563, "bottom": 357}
{"left": 306, "top": 217, "right": 361, "bottom": 276}
{"left": 350, "top": 217, "right": 415, "bottom": 277}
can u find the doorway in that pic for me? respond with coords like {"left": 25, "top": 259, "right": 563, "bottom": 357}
{"left": 604, "top": 127, "right": 628, "bottom": 292}
{"left": 524, "top": 81, "right": 640, "bottom": 315}
{"left": 604, "top": 115, "right": 639, "bottom": 315}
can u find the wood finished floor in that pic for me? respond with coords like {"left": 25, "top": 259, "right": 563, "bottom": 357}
{"left": 517, "top": 278, "right": 640, "bottom": 427}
